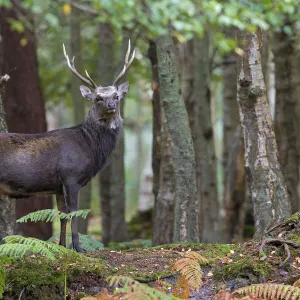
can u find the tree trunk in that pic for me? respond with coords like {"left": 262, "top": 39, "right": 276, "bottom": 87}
{"left": 149, "top": 41, "right": 175, "bottom": 246}
{"left": 0, "top": 75, "right": 15, "bottom": 240}
{"left": 156, "top": 31, "right": 199, "bottom": 242}
{"left": 0, "top": 5, "right": 52, "bottom": 240}
{"left": 98, "top": 23, "right": 115, "bottom": 245}
{"left": 148, "top": 40, "right": 162, "bottom": 211}
{"left": 70, "top": 5, "right": 92, "bottom": 234}
{"left": 223, "top": 126, "right": 247, "bottom": 243}
{"left": 236, "top": 29, "right": 291, "bottom": 239}
{"left": 192, "top": 35, "right": 219, "bottom": 242}
{"left": 222, "top": 30, "right": 246, "bottom": 243}
{"left": 272, "top": 25, "right": 300, "bottom": 213}
{"left": 99, "top": 25, "right": 129, "bottom": 244}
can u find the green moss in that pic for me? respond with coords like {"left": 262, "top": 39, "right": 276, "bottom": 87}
{"left": 213, "top": 256, "right": 272, "bottom": 282}
{"left": 287, "top": 233, "right": 300, "bottom": 244}
{"left": 286, "top": 212, "right": 300, "bottom": 223}
{"left": 151, "top": 243, "right": 241, "bottom": 261}
{"left": 6, "top": 257, "right": 64, "bottom": 287}
{"left": 5, "top": 252, "right": 105, "bottom": 290}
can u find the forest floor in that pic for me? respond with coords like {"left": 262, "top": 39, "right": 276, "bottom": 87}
{"left": 3, "top": 214, "right": 300, "bottom": 299}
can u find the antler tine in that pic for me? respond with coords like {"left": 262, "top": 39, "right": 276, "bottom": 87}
{"left": 63, "top": 44, "right": 97, "bottom": 88}
{"left": 85, "top": 70, "right": 98, "bottom": 88}
{"left": 113, "top": 39, "right": 136, "bottom": 86}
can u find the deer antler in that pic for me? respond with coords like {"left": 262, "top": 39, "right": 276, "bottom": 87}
{"left": 63, "top": 44, "right": 98, "bottom": 88}
{"left": 113, "top": 39, "right": 136, "bottom": 86}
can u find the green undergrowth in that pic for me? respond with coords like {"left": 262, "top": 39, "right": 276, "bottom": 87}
{"left": 213, "top": 256, "right": 272, "bottom": 282}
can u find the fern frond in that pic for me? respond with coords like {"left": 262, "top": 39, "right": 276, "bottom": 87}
{"left": 16, "top": 209, "right": 60, "bottom": 223}
{"left": 61, "top": 209, "right": 91, "bottom": 220}
{"left": 234, "top": 283, "right": 300, "bottom": 299}
{"left": 0, "top": 244, "right": 33, "bottom": 258}
{"left": 108, "top": 276, "right": 180, "bottom": 300}
{"left": 1, "top": 235, "right": 70, "bottom": 260}
{"left": 184, "top": 251, "right": 208, "bottom": 264}
{"left": 173, "top": 251, "right": 206, "bottom": 291}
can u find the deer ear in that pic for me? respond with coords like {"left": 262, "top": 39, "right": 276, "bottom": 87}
{"left": 117, "top": 82, "right": 130, "bottom": 99}
{"left": 80, "top": 85, "right": 93, "bottom": 100}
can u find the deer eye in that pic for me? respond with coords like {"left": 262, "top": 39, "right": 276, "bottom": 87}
{"left": 96, "top": 96, "right": 104, "bottom": 102}
{"left": 115, "top": 94, "right": 119, "bottom": 100}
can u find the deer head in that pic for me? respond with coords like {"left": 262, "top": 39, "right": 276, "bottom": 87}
{"left": 63, "top": 40, "right": 135, "bottom": 121}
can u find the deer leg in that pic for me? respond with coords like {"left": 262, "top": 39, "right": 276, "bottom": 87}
{"left": 63, "top": 184, "right": 84, "bottom": 253}
{"left": 56, "top": 194, "right": 69, "bottom": 248}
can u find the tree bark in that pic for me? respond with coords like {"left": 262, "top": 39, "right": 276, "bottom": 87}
{"left": 148, "top": 40, "right": 162, "bottom": 210}
{"left": 272, "top": 25, "right": 300, "bottom": 213}
{"left": 156, "top": 31, "right": 199, "bottom": 242}
{"left": 70, "top": 5, "right": 92, "bottom": 234}
{"left": 222, "top": 30, "right": 246, "bottom": 243}
{"left": 0, "top": 5, "right": 52, "bottom": 240}
{"left": 236, "top": 29, "right": 291, "bottom": 239}
{"left": 98, "top": 23, "right": 115, "bottom": 245}
{"left": 223, "top": 126, "right": 247, "bottom": 243}
{"left": 99, "top": 25, "right": 129, "bottom": 244}
{"left": 0, "top": 75, "right": 15, "bottom": 240}
{"left": 149, "top": 41, "right": 175, "bottom": 246}
{"left": 192, "top": 35, "right": 219, "bottom": 242}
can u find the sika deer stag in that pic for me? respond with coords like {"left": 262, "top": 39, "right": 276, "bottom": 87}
{"left": 0, "top": 40, "right": 135, "bottom": 252}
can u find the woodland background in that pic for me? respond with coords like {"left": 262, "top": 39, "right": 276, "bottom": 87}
{"left": 0, "top": 0, "right": 299, "bottom": 248}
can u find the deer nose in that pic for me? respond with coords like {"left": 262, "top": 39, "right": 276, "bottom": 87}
{"left": 107, "top": 103, "right": 116, "bottom": 110}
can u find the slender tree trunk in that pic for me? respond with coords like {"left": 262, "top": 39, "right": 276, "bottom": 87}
{"left": 222, "top": 30, "right": 246, "bottom": 243}
{"left": 98, "top": 23, "right": 115, "bottom": 245}
{"left": 148, "top": 41, "right": 162, "bottom": 210}
{"left": 156, "top": 31, "right": 199, "bottom": 242}
{"left": 70, "top": 5, "right": 92, "bottom": 234}
{"left": 193, "top": 35, "right": 219, "bottom": 242}
{"left": 0, "top": 75, "right": 15, "bottom": 240}
{"left": 149, "top": 41, "right": 175, "bottom": 246}
{"left": 99, "top": 25, "right": 129, "bottom": 243}
{"left": 0, "top": 5, "right": 52, "bottom": 240}
{"left": 223, "top": 126, "right": 247, "bottom": 243}
{"left": 272, "top": 25, "right": 300, "bottom": 213}
{"left": 236, "top": 29, "right": 291, "bottom": 239}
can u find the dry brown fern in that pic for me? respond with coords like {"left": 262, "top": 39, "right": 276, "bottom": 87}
{"left": 173, "top": 251, "right": 208, "bottom": 291}
{"left": 172, "top": 275, "right": 190, "bottom": 299}
{"left": 234, "top": 283, "right": 300, "bottom": 299}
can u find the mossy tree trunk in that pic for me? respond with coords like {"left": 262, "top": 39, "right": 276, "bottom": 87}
{"left": 156, "top": 32, "right": 199, "bottom": 242}
{"left": 0, "top": 5, "right": 52, "bottom": 239}
{"left": 149, "top": 41, "right": 175, "bottom": 246}
{"left": 0, "top": 75, "right": 15, "bottom": 240}
{"left": 236, "top": 30, "right": 291, "bottom": 239}
{"left": 70, "top": 5, "right": 92, "bottom": 234}
{"left": 272, "top": 24, "right": 300, "bottom": 213}
{"left": 99, "top": 27, "right": 129, "bottom": 244}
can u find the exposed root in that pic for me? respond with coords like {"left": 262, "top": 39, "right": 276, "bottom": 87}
{"left": 259, "top": 238, "right": 299, "bottom": 266}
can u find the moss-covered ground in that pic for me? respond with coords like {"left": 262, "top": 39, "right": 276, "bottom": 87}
{"left": 2, "top": 235, "right": 300, "bottom": 299}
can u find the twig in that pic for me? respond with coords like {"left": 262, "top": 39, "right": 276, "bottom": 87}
{"left": 265, "top": 222, "right": 283, "bottom": 235}
{"left": 70, "top": 1, "right": 98, "bottom": 16}
{"left": 18, "top": 288, "right": 25, "bottom": 300}
{"left": 280, "top": 243, "right": 291, "bottom": 266}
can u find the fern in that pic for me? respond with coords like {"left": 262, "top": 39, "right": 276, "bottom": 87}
{"left": 16, "top": 209, "right": 91, "bottom": 223}
{"left": 0, "top": 235, "right": 70, "bottom": 260}
{"left": 107, "top": 275, "right": 180, "bottom": 300}
{"left": 173, "top": 251, "right": 208, "bottom": 291}
{"left": 234, "top": 283, "right": 300, "bottom": 300}
{"left": 17, "top": 209, "right": 61, "bottom": 223}
{"left": 48, "top": 232, "right": 104, "bottom": 252}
